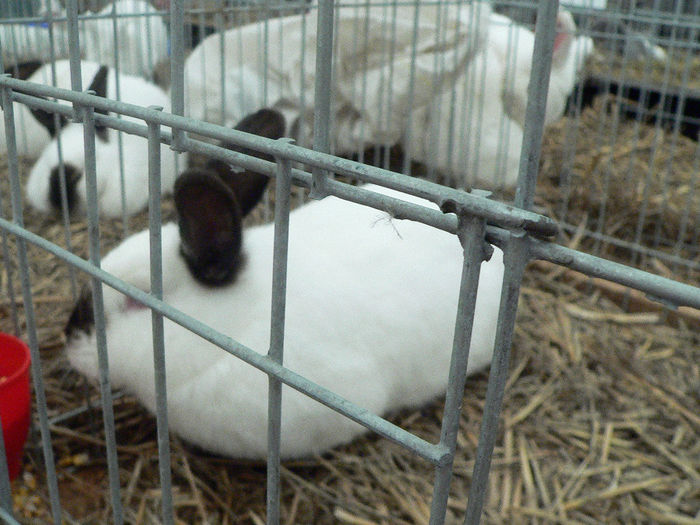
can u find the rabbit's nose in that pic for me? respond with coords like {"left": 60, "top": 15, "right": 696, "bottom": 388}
{"left": 49, "top": 164, "right": 82, "bottom": 213}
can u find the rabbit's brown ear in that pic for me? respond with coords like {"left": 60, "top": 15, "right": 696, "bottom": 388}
{"left": 174, "top": 170, "right": 245, "bottom": 286}
{"left": 207, "top": 108, "right": 286, "bottom": 218}
{"left": 29, "top": 105, "right": 69, "bottom": 137}
{"left": 86, "top": 65, "right": 111, "bottom": 142}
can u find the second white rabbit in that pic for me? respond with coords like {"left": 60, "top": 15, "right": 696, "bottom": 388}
{"left": 25, "top": 60, "right": 185, "bottom": 218}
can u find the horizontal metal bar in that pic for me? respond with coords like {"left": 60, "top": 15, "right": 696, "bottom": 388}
{"left": 6, "top": 86, "right": 696, "bottom": 316}
{"left": 1, "top": 77, "right": 557, "bottom": 236}
{"left": 0, "top": 217, "right": 451, "bottom": 467}
{"left": 555, "top": 222, "right": 700, "bottom": 273}
{"left": 486, "top": 227, "right": 700, "bottom": 311}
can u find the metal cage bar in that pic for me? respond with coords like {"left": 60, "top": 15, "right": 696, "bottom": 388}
{"left": 0, "top": 82, "right": 62, "bottom": 524}
{"left": 81, "top": 102, "right": 125, "bottom": 525}
{"left": 147, "top": 112, "right": 175, "bottom": 525}
{"left": 266, "top": 153, "right": 293, "bottom": 525}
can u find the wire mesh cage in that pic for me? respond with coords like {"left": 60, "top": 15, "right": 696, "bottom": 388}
{"left": 0, "top": 0, "right": 698, "bottom": 523}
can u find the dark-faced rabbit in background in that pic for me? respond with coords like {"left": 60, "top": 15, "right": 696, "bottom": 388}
{"left": 25, "top": 59, "right": 185, "bottom": 218}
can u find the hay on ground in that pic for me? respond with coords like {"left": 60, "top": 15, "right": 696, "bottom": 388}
{"left": 538, "top": 94, "right": 700, "bottom": 280}
{"left": 1, "top": 144, "right": 698, "bottom": 524}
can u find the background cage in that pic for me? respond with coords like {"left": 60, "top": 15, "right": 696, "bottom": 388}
{"left": 0, "top": 0, "right": 698, "bottom": 523}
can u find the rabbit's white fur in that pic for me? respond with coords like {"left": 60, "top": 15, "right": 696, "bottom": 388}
{"left": 0, "top": 1, "right": 167, "bottom": 80}
{"left": 0, "top": 61, "right": 76, "bottom": 158}
{"left": 66, "top": 184, "right": 504, "bottom": 458}
{"left": 182, "top": 2, "right": 490, "bottom": 152}
{"left": 81, "top": 0, "right": 169, "bottom": 78}
{"left": 25, "top": 60, "right": 185, "bottom": 218}
{"left": 408, "top": 10, "right": 593, "bottom": 189}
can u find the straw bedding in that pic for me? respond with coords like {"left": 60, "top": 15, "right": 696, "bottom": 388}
{"left": 1, "top": 116, "right": 699, "bottom": 523}
{"left": 538, "top": 94, "right": 700, "bottom": 284}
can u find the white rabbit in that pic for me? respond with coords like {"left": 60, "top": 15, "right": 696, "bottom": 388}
{"left": 0, "top": 1, "right": 167, "bottom": 80}
{"left": 182, "top": 2, "right": 490, "bottom": 153}
{"left": 64, "top": 108, "right": 505, "bottom": 459}
{"left": 500, "top": 11, "right": 594, "bottom": 128}
{"left": 25, "top": 60, "right": 185, "bottom": 218}
{"left": 0, "top": 60, "right": 86, "bottom": 158}
{"left": 408, "top": 10, "right": 593, "bottom": 190}
{"left": 79, "top": 0, "right": 169, "bottom": 79}
{"left": 0, "top": 7, "right": 70, "bottom": 67}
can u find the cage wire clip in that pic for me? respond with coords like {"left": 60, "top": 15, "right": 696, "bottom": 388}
{"left": 439, "top": 188, "right": 559, "bottom": 245}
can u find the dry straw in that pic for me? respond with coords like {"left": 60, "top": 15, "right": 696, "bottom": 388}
{"left": 1, "top": 128, "right": 698, "bottom": 523}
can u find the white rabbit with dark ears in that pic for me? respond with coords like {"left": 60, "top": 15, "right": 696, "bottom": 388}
{"left": 64, "top": 108, "right": 505, "bottom": 459}
{"left": 408, "top": 9, "right": 593, "bottom": 190}
{"left": 0, "top": 61, "right": 72, "bottom": 159}
{"left": 24, "top": 59, "right": 185, "bottom": 218}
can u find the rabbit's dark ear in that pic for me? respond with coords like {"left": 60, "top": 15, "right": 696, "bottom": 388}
{"left": 208, "top": 108, "right": 286, "bottom": 218}
{"left": 87, "top": 65, "right": 110, "bottom": 141}
{"left": 65, "top": 286, "right": 95, "bottom": 338}
{"left": 174, "top": 170, "right": 245, "bottom": 287}
{"left": 11, "top": 60, "right": 43, "bottom": 80}
{"left": 29, "top": 106, "right": 69, "bottom": 137}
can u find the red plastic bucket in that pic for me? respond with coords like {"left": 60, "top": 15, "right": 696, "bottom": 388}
{"left": 0, "top": 333, "right": 31, "bottom": 481}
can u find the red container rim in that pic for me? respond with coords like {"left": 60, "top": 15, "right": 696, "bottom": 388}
{"left": 0, "top": 332, "right": 31, "bottom": 387}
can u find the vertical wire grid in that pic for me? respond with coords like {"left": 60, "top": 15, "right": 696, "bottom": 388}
{"left": 0, "top": 68, "right": 21, "bottom": 334}
{"left": 466, "top": 1, "right": 560, "bottom": 523}
{"left": 266, "top": 155, "right": 292, "bottom": 525}
{"left": 590, "top": 6, "right": 636, "bottom": 258}
{"left": 619, "top": 5, "right": 670, "bottom": 278}
{"left": 350, "top": 0, "right": 370, "bottom": 165}
{"left": 468, "top": 7, "right": 490, "bottom": 190}
{"left": 657, "top": 11, "right": 699, "bottom": 269}
{"left": 147, "top": 114, "right": 175, "bottom": 524}
{"left": 65, "top": 0, "right": 82, "bottom": 94}
{"left": 428, "top": 214, "right": 489, "bottom": 525}
{"left": 556, "top": 12, "right": 588, "bottom": 233}
{"left": 310, "top": 0, "right": 334, "bottom": 198}
{"left": 399, "top": 0, "right": 423, "bottom": 176}
{"left": 381, "top": 0, "right": 400, "bottom": 171}
{"left": 296, "top": 6, "right": 308, "bottom": 209}
{"left": 458, "top": 1, "right": 478, "bottom": 190}
{"left": 0, "top": 207, "right": 20, "bottom": 336}
{"left": 45, "top": 0, "right": 80, "bottom": 299}
{"left": 0, "top": 414, "right": 12, "bottom": 519}
{"left": 674, "top": 138, "right": 700, "bottom": 283}
{"left": 0, "top": 84, "right": 63, "bottom": 524}
{"left": 218, "top": 0, "right": 227, "bottom": 127}
{"left": 443, "top": 1, "right": 468, "bottom": 183}
{"left": 514, "top": 0, "right": 559, "bottom": 210}
{"left": 463, "top": 232, "right": 530, "bottom": 525}
{"left": 371, "top": 1, "right": 389, "bottom": 170}
{"left": 495, "top": 16, "right": 518, "bottom": 189}
{"left": 262, "top": 0, "right": 270, "bottom": 107}
{"left": 170, "top": 0, "right": 186, "bottom": 150}
{"left": 423, "top": 0, "right": 446, "bottom": 182}
{"left": 106, "top": 3, "right": 131, "bottom": 234}
{"left": 0, "top": 65, "right": 16, "bottom": 517}
{"left": 82, "top": 104, "right": 125, "bottom": 525}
